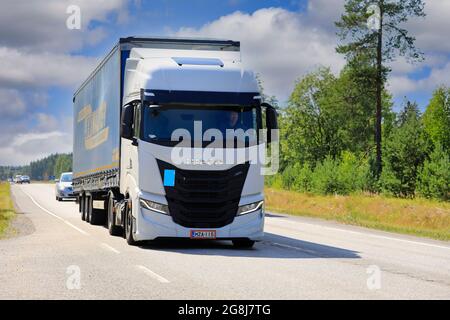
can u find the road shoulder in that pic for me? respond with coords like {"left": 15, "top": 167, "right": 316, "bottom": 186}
{"left": 1, "top": 185, "right": 35, "bottom": 239}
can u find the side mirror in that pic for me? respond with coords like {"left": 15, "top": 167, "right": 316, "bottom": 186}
{"left": 55, "top": 179, "right": 59, "bottom": 183}
{"left": 121, "top": 104, "right": 134, "bottom": 140}
{"left": 262, "top": 103, "right": 279, "bottom": 143}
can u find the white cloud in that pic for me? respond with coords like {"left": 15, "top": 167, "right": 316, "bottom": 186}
{"left": 0, "top": 47, "right": 98, "bottom": 89}
{"left": 0, "top": 89, "right": 26, "bottom": 119}
{"left": 388, "top": 61, "right": 450, "bottom": 97}
{"left": 305, "top": 0, "right": 345, "bottom": 30}
{"left": 29, "top": 91, "right": 49, "bottom": 108}
{"left": 420, "top": 61, "right": 450, "bottom": 90}
{"left": 0, "top": 131, "right": 72, "bottom": 166}
{"left": 387, "top": 76, "right": 419, "bottom": 96}
{"left": 0, "top": 1, "right": 131, "bottom": 166}
{"left": 175, "top": 7, "right": 345, "bottom": 102}
{"left": 0, "top": 1, "right": 128, "bottom": 91}
{"left": 11, "top": 131, "right": 66, "bottom": 148}
{"left": 35, "top": 114, "right": 60, "bottom": 132}
{"left": 0, "top": 0, "right": 128, "bottom": 52}
{"left": 387, "top": 0, "right": 450, "bottom": 99}
{"left": 407, "top": 0, "right": 450, "bottom": 54}
{"left": 173, "top": 1, "right": 450, "bottom": 104}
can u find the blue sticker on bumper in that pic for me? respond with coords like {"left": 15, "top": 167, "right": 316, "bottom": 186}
{"left": 163, "top": 169, "right": 175, "bottom": 187}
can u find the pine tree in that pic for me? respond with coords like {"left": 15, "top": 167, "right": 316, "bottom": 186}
{"left": 336, "top": 0, "right": 425, "bottom": 178}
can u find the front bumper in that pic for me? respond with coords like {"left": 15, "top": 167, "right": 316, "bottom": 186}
{"left": 134, "top": 205, "right": 265, "bottom": 241}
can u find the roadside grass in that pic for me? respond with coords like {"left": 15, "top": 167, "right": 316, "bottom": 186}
{"left": 265, "top": 187, "right": 450, "bottom": 241}
{"left": 0, "top": 183, "right": 15, "bottom": 238}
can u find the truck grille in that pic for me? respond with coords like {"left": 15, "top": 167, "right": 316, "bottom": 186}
{"left": 157, "top": 160, "right": 249, "bottom": 228}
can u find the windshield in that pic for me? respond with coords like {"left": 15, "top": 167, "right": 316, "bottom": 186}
{"left": 60, "top": 174, "right": 72, "bottom": 182}
{"left": 141, "top": 105, "right": 260, "bottom": 147}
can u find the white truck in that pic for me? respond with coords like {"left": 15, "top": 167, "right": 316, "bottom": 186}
{"left": 73, "top": 37, "right": 277, "bottom": 247}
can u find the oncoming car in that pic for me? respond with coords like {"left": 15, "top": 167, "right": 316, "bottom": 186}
{"left": 20, "top": 175, "right": 30, "bottom": 184}
{"left": 55, "top": 172, "right": 74, "bottom": 201}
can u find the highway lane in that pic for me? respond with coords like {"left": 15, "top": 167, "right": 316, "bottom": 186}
{"left": 0, "top": 183, "right": 449, "bottom": 299}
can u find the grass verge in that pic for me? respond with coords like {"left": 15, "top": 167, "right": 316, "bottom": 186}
{"left": 265, "top": 187, "right": 450, "bottom": 241}
{"left": 0, "top": 183, "right": 15, "bottom": 238}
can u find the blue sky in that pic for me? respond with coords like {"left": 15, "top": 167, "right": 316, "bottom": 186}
{"left": 0, "top": 0, "right": 449, "bottom": 165}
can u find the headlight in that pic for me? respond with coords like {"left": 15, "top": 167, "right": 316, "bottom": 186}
{"left": 139, "top": 198, "right": 170, "bottom": 215}
{"left": 237, "top": 201, "right": 264, "bottom": 216}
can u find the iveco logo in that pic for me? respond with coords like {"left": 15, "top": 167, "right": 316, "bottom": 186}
{"left": 182, "top": 159, "right": 224, "bottom": 165}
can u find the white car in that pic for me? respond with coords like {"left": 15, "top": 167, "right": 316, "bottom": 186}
{"left": 14, "top": 175, "right": 22, "bottom": 184}
{"left": 55, "top": 172, "right": 74, "bottom": 201}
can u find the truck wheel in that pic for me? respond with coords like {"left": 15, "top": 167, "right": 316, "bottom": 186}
{"left": 85, "top": 195, "right": 91, "bottom": 223}
{"left": 80, "top": 195, "right": 86, "bottom": 221}
{"left": 125, "top": 200, "right": 138, "bottom": 246}
{"left": 232, "top": 239, "right": 255, "bottom": 249}
{"left": 107, "top": 194, "right": 122, "bottom": 236}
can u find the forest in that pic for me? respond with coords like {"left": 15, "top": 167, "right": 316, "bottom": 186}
{"left": 0, "top": 153, "right": 72, "bottom": 181}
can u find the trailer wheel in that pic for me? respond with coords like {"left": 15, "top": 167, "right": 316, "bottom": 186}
{"left": 125, "top": 200, "right": 138, "bottom": 246}
{"left": 80, "top": 195, "right": 86, "bottom": 221}
{"left": 107, "top": 193, "right": 122, "bottom": 236}
{"left": 85, "top": 195, "right": 91, "bottom": 223}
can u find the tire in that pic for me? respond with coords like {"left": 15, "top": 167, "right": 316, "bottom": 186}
{"left": 125, "top": 200, "right": 138, "bottom": 246}
{"left": 80, "top": 195, "right": 86, "bottom": 221}
{"left": 232, "top": 239, "right": 255, "bottom": 249}
{"left": 107, "top": 194, "right": 122, "bottom": 236}
{"left": 85, "top": 195, "right": 91, "bottom": 223}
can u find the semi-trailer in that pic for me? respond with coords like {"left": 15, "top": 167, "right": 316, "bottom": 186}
{"left": 73, "top": 37, "right": 278, "bottom": 247}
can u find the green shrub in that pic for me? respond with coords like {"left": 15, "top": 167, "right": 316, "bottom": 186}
{"left": 265, "top": 173, "right": 283, "bottom": 189}
{"left": 292, "top": 163, "right": 313, "bottom": 192}
{"left": 311, "top": 156, "right": 340, "bottom": 194}
{"left": 336, "top": 151, "right": 369, "bottom": 194}
{"left": 417, "top": 144, "right": 450, "bottom": 200}
{"left": 309, "top": 152, "right": 370, "bottom": 195}
{"left": 380, "top": 102, "right": 428, "bottom": 197}
{"left": 281, "top": 165, "right": 297, "bottom": 189}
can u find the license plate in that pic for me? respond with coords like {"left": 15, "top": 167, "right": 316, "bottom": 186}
{"left": 190, "top": 230, "right": 216, "bottom": 239}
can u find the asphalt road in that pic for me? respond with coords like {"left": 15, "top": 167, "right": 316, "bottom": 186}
{"left": 1, "top": 183, "right": 449, "bottom": 299}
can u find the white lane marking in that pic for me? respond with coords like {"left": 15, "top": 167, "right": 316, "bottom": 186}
{"left": 64, "top": 221, "right": 89, "bottom": 235}
{"left": 21, "top": 189, "right": 89, "bottom": 236}
{"left": 136, "top": 265, "right": 170, "bottom": 283}
{"left": 266, "top": 216, "right": 450, "bottom": 251}
{"left": 100, "top": 243, "right": 120, "bottom": 254}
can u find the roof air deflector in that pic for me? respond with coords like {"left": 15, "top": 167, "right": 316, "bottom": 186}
{"left": 172, "top": 57, "right": 224, "bottom": 67}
